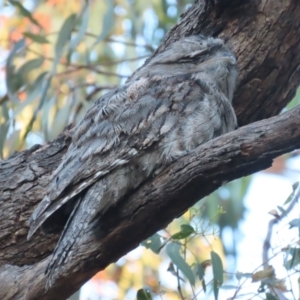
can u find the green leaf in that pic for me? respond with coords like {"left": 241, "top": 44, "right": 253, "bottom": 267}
{"left": 284, "top": 248, "right": 300, "bottom": 270}
{"left": 276, "top": 206, "right": 286, "bottom": 217}
{"left": 166, "top": 242, "right": 195, "bottom": 286}
{"left": 23, "top": 74, "right": 52, "bottom": 140}
{"left": 265, "top": 293, "right": 278, "bottom": 300}
{"left": 197, "top": 263, "right": 205, "bottom": 280}
{"left": 6, "top": 38, "right": 25, "bottom": 103}
{"left": 202, "top": 278, "right": 207, "bottom": 293}
{"left": 55, "top": 14, "right": 77, "bottom": 56}
{"left": 141, "top": 233, "right": 162, "bottom": 254}
{"left": 14, "top": 72, "right": 48, "bottom": 116}
{"left": 9, "top": 0, "right": 42, "bottom": 28}
{"left": 0, "top": 103, "right": 10, "bottom": 158}
{"left": 289, "top": 218, "right": 300, "bottom": 228}
{"left": 53, "top": 13, "right": 77, "bottom": 71}
{"left": 211, "top": 251, "right": 224, "bottom": 300}
{"left": 18, "top": 58, "right": 44, "bottom": 82}
{"left": 197, "top": 262, "right": 206, "bottom": 292}
{"left": 49, "top": 97, "right": 73, "bottom": 140}
{"left": 67, "top": 5, "right": 90, "bottom": 64}
{"left": 41, "top": 96, "right": 56, "bottom": 142}
{"left": 136, "top": 288, "right": 152, "bottom": 300}
{"left": 284, "top": 182, "right": 299, "bottom": 205}
{"left": 93, "top": 0, "right": 114, "bottom": 46}
{"left": 37, "top": 74, "right": 52, "bottom": 108}
{"left": 171, "top": 224, "right": 194, "bottom": 240}
{"left": 23, "top": 32, "right": 49, "bottom": 44}
{"left": 293, "top": 182, "right": 299, "bottom": 191}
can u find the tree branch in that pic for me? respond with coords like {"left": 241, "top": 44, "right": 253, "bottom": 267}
{"left": 2, "top": 104, "right": 300, "bottom": 300}
{"left": 1, "top": 0, "right": 300, "bottom": 299}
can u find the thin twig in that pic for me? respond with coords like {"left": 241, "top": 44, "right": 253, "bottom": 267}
{"left": 27, "top": 47, "right": 147, "bottom": 69}
{"left": 85, "top": 32, "right": 155, "bottom": 51}
{"left": 262, "top": 183, "right": 300, "bottom": 267}
{"left": 261, "top": 183, "right": 300, "bottom": 300}
{"left": 176, "top": 267, "right": 185, "bottom": 300}
{"left": 55, "top": 65, "right": 128, "bottom": 78}
{"left": 98, "top": 54, "right": 149, "bottom": 66}
{"left": 42, "top": 30, "right": 154, "bottom": 52}
{"left": 70, "top": 83, "right": 117, "bottom": 91}
{"left": 27, "top": 47, "right": 53, "bottom": 62}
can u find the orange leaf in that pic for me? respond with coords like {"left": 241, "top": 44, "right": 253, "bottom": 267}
{"left": 252, "top": 266, "right": 275, "bottom": 282}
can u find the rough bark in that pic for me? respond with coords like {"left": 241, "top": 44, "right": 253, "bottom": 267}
{"left": 0, "top": 0, "right": 300, "bottom": 299}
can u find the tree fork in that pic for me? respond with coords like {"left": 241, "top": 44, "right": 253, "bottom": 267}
{"left": 1, "top": 0, "right": 300, "bottom": 299}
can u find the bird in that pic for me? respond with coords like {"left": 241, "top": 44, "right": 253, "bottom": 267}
{"left": 27, "top": 35, "right": 238, "bottom": 287}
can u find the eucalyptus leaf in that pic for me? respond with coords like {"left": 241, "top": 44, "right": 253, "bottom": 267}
{"left": 265, "top": 293, "right": 278, "bottom": 300}
{"left": 289, "top": 218, "right": 300, "bottom": 229}
{"left": 284, "top": 182, "right": 300, "bottom": 205}
{"left": 93, "top": 0, "right": 114, "bottom": 46}
{"left": 284, "top": 248, "right": 300, "bottom": 270}
{"left": 23, "top": 74, "right": 52, "bottom": 140}
{"left": 9, "top": 0, "right": 42, "bottom": 28}
{"left": 196, "top": 261, "right": 207, "bottom": 292}
{"left": 171, "top": 224, "right": 194, "bottom": 240}
{"left": 6, "top": 39, "right": 25, "bottom": 103}
{"left": 23, "top": 32, "right": 49, "bottom": 44}
{"left": 53, "top": 14, "right": 77, "bottom": 71}
{"left": 0, "top": 103, "right": 10, "bottom": 158}
{"left": 292, "top": 182, "right": 299, "bottom": 191}
{"left": 136, "top": 288, "right": 152, "bottom": 300}
{"left": 211, "top": 251, "right": 224, "bottom": 300}
{"left": 197, "top": 263, "right": 205, "bottom": 280}
{"left": 41, "top": 97, "right": 56, "bottom": 142}
{"left": 49, "top": 98, "right": 73, "bottom": 140}
{"left": 141, "top": 233, "right": 162, "bottom": 254}
{"left": 202, "top": 278, "right": 206, "bottom": 293}
{"left": 276, "top": 206, "right": 286, "bottom": 217}
{"left": 18, "top": 58, "right": 44, "bottom": 82}
{"left": 166, "top": 242, "right": 195, "bottom": 286}
{"left": 67, "top": 5, "right": 90, "bottom": 64}
{"left": 37, "top": 74, "right": 52, "bottom": 110}
{"left": 14, "top": 72, "right": 48, "bottom": 116}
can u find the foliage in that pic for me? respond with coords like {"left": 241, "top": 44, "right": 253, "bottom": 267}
{"left": 137, "top": 181, "right": 300, "bottom": 300}
{"left": 1, "top": 0, "right": 191, "bottom": 156}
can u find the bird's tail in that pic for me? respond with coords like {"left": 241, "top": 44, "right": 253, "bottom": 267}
{"left": 45, "top": 184, "right": 103, "bottom": 289}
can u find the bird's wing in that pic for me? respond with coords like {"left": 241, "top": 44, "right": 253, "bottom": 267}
{"left": 28, "top": 74, "right": 205, "bottom": 238}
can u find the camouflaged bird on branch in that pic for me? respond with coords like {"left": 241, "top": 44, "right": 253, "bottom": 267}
{"left": 27, "top": 35, "right": 238, "bottom": 288}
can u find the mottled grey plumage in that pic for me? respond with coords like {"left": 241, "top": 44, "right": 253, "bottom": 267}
{"left": 28, "top": 35, "right": 238, "bottom": 287}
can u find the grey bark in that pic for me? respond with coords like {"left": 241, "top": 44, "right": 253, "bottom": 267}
{"left": 0, "top": 0, "right": 300, "bottom": 299}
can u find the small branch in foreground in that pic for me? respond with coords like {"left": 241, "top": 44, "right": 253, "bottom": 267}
{"left": 263, "top": 183, "right": 300, "bottom": 267}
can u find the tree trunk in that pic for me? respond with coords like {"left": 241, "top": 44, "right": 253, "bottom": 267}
{"left": 1, "top": 0, "right": 300, "bottom": 299}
